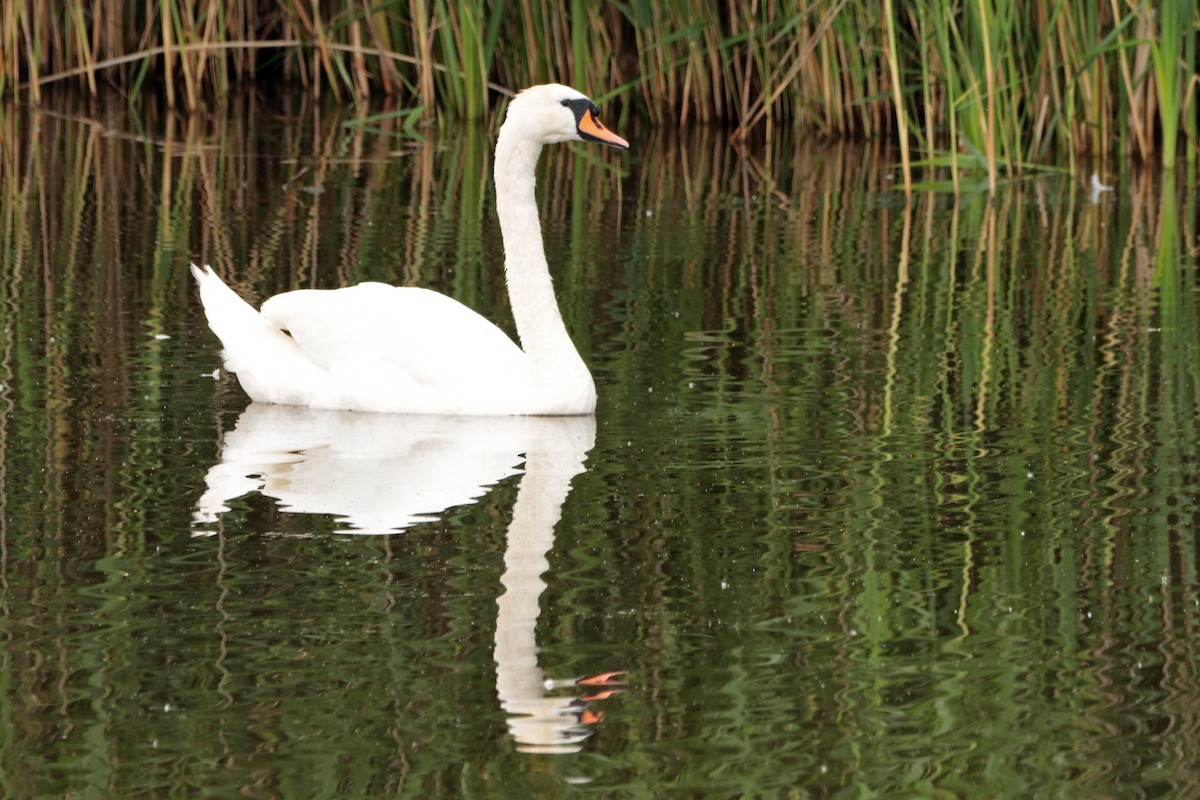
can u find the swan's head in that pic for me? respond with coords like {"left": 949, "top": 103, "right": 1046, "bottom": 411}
{"left": 502, "top": 84, "right": 629, "bottom": 150}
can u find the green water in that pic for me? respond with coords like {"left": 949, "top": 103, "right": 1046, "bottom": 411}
{"left": 2, "top": 93, "right": 1199, "bottom": 799}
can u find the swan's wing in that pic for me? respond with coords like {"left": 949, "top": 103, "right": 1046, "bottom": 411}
{"left": 192, "top": 265, "right": 335, "bottom": 405}
{"left": 260, "top": 283, "right": 527, "bottom": 391}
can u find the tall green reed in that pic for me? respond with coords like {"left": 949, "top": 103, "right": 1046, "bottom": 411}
{"left": 1152, "top": 0, "right": 1189, "bottom": 169}
{"left": 2, "top": 1, "right": 1196, "bottom": 183}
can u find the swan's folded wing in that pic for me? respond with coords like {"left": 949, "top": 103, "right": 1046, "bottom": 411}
{"left": 260, "top": 283, "right": 528, "bottom": 392}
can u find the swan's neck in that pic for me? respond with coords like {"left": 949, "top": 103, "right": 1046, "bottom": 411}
{"left": 494, "top": 130, "right": 591, "bottom": 396}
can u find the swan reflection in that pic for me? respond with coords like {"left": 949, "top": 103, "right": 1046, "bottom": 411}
{"left": 193, "top": 404, "right": 623, "bottom": 752}
{"left": 192, "top": 404, "right": 541, "bottom": 534}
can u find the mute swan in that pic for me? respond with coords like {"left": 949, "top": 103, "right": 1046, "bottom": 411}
{"left": 191, "top": 83, "right": 628, "bottom": 415}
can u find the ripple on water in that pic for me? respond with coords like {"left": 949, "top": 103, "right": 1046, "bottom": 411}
{"left": 5, "top": 100, "right": 1200, "bottom": 799}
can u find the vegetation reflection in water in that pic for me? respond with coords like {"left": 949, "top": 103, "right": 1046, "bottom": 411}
{"left": 1, "top": 93, "right": 1199, "bottom": 798}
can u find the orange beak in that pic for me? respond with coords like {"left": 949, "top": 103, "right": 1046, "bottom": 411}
{"left": 578, "top": 109, "right": 630, "bottom": 150}
{"left": 580, "top": 709, "right": 605, "bottom": 725}
{"left": 577, "top": 670, "right": 626, "bottom": 687}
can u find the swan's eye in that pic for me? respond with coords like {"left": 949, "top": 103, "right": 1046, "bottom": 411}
{"left": 561, "top": 97, "right": 594, "bottom": 122}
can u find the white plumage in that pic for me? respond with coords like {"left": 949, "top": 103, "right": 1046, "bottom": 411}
{"left": 192, "top": 83, "right": 628, "bottom": 415}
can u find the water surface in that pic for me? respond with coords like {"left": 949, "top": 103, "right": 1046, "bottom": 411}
{"left": 2, "top": 92, "right": 1199, "bottom": 798}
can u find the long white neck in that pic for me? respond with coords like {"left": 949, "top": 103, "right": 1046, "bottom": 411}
{"left": 493, "top": 127, "right": 593, "bottom": 401}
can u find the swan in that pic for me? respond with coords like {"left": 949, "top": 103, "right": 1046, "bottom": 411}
{"left": 191, "top": 83, "right": 628, "bottom": 415}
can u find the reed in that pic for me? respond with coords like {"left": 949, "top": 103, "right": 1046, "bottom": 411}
{"left": 1152, "top": 0, "right": 1189, "bottom": 169}
{"left": 2, "top": 1, "right": 1197, "bottom": 180}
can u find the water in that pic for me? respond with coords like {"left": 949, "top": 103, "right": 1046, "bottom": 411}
{"left": 3, "top": 91, "right": 1200, "bottom": 798}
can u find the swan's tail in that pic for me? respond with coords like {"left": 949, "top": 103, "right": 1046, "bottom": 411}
{"left": 190, "top": 264, "right": 330, "bottom": 405}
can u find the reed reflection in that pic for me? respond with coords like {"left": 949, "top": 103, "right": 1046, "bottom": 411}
{"left": 193, "top": 407, "right": 622, "bottom": 752}
{"left": 6, "top": 92, "right": 1200, "bottom": 796}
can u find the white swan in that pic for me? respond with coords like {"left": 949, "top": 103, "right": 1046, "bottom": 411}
{"left": 191, "top": 84, "right": 628, "bottom": 415}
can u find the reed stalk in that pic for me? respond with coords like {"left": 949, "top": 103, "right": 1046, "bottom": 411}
{"left": 883, "top": 0, "right": 911, "bottom": 198}
{"left": 1153, "top": 0, "right": 1188, "bottom": 169}
{"left": 1, "top": 1, "right": 1196, "bottom": 176}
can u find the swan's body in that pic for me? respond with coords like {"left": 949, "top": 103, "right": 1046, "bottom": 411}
{"left": 192, "top": 84, "right": 628, "bottom": 415}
